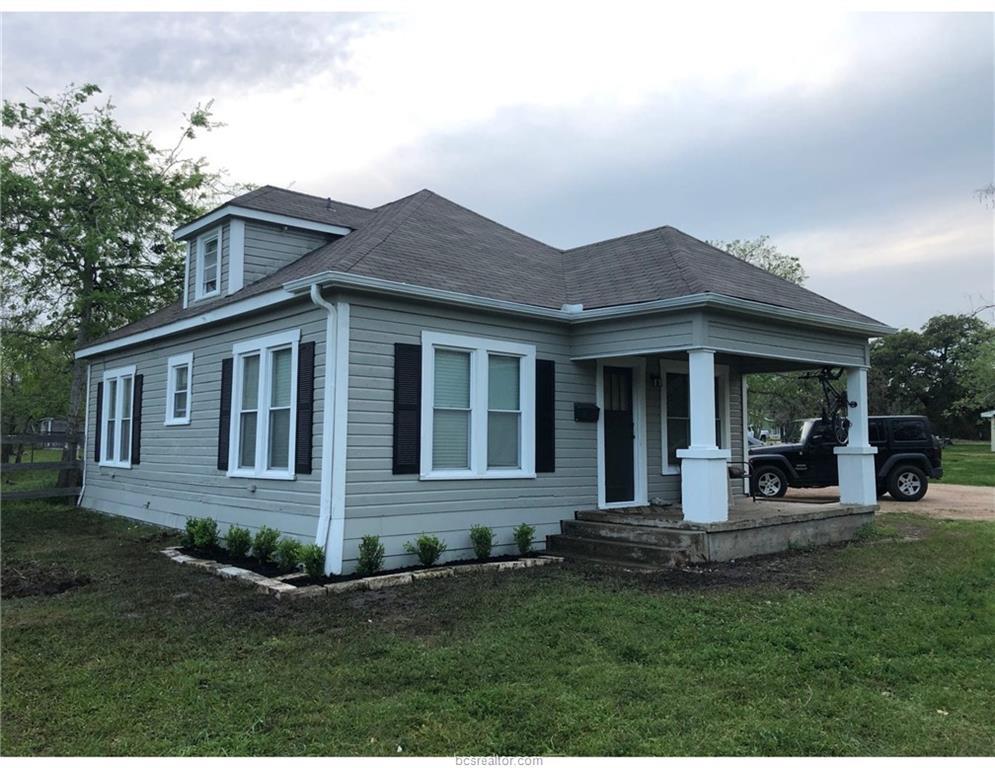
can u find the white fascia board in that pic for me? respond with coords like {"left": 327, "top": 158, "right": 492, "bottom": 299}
{"left": 173, "top": 206, "right": 352, "bottom": 240}
{"left": 76, "top": 271, "right": 893, "bottom": 362}
{"left": 75, "top": 289, "right": 298, "bottom": 359}
{"left": 284, "top": 271, "right": 896, "bottom": 337}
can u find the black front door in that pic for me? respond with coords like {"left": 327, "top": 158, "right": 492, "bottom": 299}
{"left": 603, "top": 366, "right": 635, "bottom": 503}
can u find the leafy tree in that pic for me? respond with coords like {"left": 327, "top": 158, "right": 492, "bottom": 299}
{"left": 709, "top": 235, "right": 808, "bottom": 284}
{"left": 868, "top": 314, "right": 995, "bottom": 437}
{"left": 1, "top": 83, "right": 230, "bottom": 482}
{"left": 0, "top": 327, "right": 72, "bottom": 463}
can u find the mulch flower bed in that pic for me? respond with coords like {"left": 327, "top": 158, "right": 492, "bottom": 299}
{"left": 161, "top": 546, "right": 563, "bottom": 599}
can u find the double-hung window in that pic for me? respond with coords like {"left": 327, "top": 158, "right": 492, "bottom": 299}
{"left": 164, "top": 352, "right": 193, "bottom": 425}
{"left": 228, "top": 329, "right": 299, "bottom": 479}
{"left": 660, "top": 359, "right": 729, "bottom": 474}
{"left": 101, "top": 365, "right": 136, "bottom": 468}
{"left": 195, "top": 228, "right": 221, "bottom": 300}
{"left": 420, "top": 332, "right": 535, "bottom": 479}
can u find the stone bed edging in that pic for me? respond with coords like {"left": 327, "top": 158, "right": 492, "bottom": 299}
{"left": 160, "top": 547, "right": 563, "bottom": 600}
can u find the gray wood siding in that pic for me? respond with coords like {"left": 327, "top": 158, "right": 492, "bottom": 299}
{"left": 704, "top": 313, "right": 869, "bottom": 367}
{"left": 81, "top": 299, "right": 327, "bottom": 542}
{"left": 571, "top": 312, "right": 696, "bottom": 360}
{"left": 343, "top": 297, "right": 597, "bottom": 571}
{"left": 185, "top": 223, "right": 230, "bottom": 305}
{"left": 243, "top": 221, "right": 330, "bottom": 287}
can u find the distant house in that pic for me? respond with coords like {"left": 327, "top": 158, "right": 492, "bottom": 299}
{"left": 982, "top": 409, "right": 995, "bottom": 451}
{"left": 34, "top": 417, "right": 68, "bottom": 448}
{"left": 75, "top": 186, "right": 894, "bottom": 573}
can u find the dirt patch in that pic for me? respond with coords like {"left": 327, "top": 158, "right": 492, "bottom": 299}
{"left": 788, "top": 484, "right": 994, "bottom": 521}
{"left": 563, "top": 539, "right": 881, "bottom": 593}
{"left": 2, "top": 560, "right": 91, "bottom": 599}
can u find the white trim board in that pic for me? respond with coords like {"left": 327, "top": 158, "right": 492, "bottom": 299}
{"left": 75, "top": 289, "right": 299, "bottom": 359}
{"left": 174, "top": 206, "right": 352, "bottom": 240}
{"left": 77, "top": 276, "right": 891, "bottom": 362}
{"left": 228, "top": 218, "right": 245, "bottom": 294}
{"left": 596, "top": 357, "right": 648, "bottom": 510}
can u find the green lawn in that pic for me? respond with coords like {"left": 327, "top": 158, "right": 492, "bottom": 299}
{"left": 937, "top": 442, "right": 995, "bottom": 487}
{"left": 2, "top": 502, "right": 993, "bottom": 756}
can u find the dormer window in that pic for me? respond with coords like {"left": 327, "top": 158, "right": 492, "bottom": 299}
{"left": 195, "top": 228, "right": 221, "bottom": 300}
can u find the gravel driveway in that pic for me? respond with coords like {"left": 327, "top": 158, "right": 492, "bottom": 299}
{"left": 787, "top": 484, "right": 994, "bottom": 521}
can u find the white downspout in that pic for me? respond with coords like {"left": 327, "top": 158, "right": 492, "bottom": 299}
{"left": 308, "top": 284, "right": 349, "bottom": 574}
{"left": 78, "top": 363, "right": 91, "bottom": 506}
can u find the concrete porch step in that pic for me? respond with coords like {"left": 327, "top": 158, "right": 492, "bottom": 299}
{"left": 561, "top": 519, "right": 705, "bottom": 556}
{"left": 546, "top": 533, "right": 691, "bottom": 568}
{"left": 575, "top": 508, "right": 690, "bottom": 527}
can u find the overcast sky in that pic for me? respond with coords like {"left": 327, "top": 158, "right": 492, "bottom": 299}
{"left": 3, "top": 10, "right": 992, "bottom": 330}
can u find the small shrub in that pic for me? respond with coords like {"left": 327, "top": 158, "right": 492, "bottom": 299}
{"left": 183, "top": 517, "right": 219, "bottom": 550}
{"left": 404, "top": 534, "right": 447, "bottom": 567}
{"left": 225, "top": 525, "right": 252, "bottom": 559}
{"left": 513, "top": 523, "right": 536, "bottom": 555}
{"left": 299, "top": 544, "right": 325, "bottom": 580}
{"left": 274, "top": 538, "right": 302, "bottom": 570}
{"left": 469, "top": 525, "right": 494, "bottom": 560}
{"left": 252, "top": 526, "right": 281, "bottom": 562}
{"left": 182, "top": 518, "right": 199, "bottom": 548}
{"left": 356, "top": 535, "right": 385, "bottom": 576}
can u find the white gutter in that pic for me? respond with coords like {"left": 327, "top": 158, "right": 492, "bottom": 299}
{"left": 285, "top": 271, "right": 896, "bottom": 337}
{"left": 75, "top": 289, "right": 298, "bottom": 359}
{"left": 308, "top": 284, "right": 350, "bottom": 575}
{"left": 77, "top": 268, "right": 895, "bottom": 362}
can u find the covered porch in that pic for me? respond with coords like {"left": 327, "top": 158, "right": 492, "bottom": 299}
{"left": 548, "top": 302, "right": 885, "bottom": 566}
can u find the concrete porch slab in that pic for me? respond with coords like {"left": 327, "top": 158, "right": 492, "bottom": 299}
{"left": 564, "top": 499, "right": 877, "bottom": 564}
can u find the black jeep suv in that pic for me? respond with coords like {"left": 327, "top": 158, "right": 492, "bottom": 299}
{"left": 749, "top": 416, "right": 943, "bottom": 502}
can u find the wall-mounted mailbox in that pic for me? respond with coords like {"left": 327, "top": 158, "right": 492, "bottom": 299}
{"left": 574, "top": 402, "right": 600, "bottom": 423}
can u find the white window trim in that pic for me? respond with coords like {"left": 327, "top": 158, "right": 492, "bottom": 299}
{"left": 420, "top": 331, "right": 536, "bottom": 480}
{"left": 194, "top": 227, "right": 222, "bottom": 301}
{"left": 99, "top": 364, "right": 136, "bottom": 469}
{"left": 164, "top": 352, "right": 194, "bottom": 426}
{"left": 227, "top": 328, "right": 300, "bottom": 480}
{"left": 659, "top": 358, "right": 731, "bottom": 475}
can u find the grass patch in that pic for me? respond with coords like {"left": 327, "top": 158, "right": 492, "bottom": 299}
{"left": 2, "top": 501, "right": 994, "bottom": 756}
{"left": 2, "top": 448, "right": 69, "bottom": 492}
{"left": 937, "top": 442, "right": 995, "bottom": 487}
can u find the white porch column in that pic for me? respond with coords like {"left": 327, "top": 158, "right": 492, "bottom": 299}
{"left": 677, "top": 349, "right": 732, "bottom": 523}
{"left": 834, "top": 367, "right": 878, "bottom": 505}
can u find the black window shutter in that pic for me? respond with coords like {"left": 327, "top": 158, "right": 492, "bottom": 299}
{"left": 392, "top": 343, "right": 421, "bottom": 474}
{"left": 294, "top": 341, "right": 316, "bottom": 475}
{"left": 93, "top": 380, "right": 103, "bottom": 462}
{"left": 535, "top": 359, "right": 555, "bottom": 473}
{"left": 217, "top": 358, "right": 233, "bottom": 471}
{"left": 130, "top": 374, "right": 144, "bottom": 465}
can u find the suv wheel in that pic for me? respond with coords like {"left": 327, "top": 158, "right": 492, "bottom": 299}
{"left": 754, "top": 466, "right": 788, "bottom": 498}
{"left": 887, "top": 465, "right": 928, "bottom": 502}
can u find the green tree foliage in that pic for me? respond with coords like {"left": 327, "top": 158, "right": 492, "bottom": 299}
{"left": 709, "top": 235, "right": 808, "bottom": 284}
{"left": 868, "top": 314, "right": 995, "bottom": 437}
{"left": 1, "top": 83, "right": 231, "bottom": 478}
{"left": 0, "top": 330, "right": 71, "bottom": 462}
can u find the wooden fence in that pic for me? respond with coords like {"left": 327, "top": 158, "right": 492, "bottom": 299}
{"left": 1, "top": 432, "right": 82, "bottom": 502}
